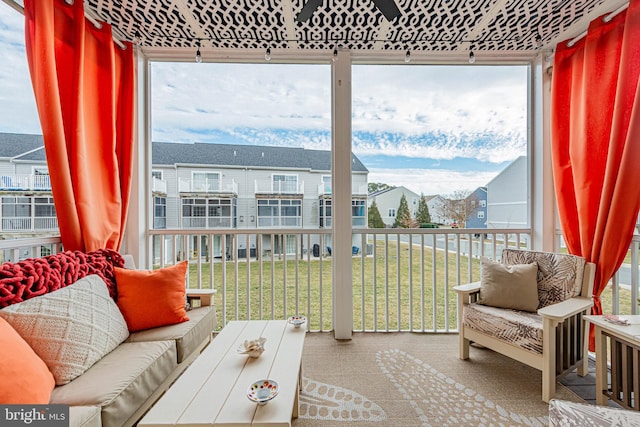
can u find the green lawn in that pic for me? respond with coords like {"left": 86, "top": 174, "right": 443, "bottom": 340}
{"left": 184, "top": 240, "right": 634, "bottom": 331}
{"left": 185, "top": 240, "right": 480, "bottom": 331}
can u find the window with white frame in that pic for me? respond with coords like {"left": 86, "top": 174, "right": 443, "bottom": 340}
{"left": 207, "top": 199, "right": 235, "bottom": 228}
{"left": 479, "top": 200, "right": 486, "bottom": 207}
{"left": 151, "top": 170, "right": 163, "bottom": 180}
{"left": 477, "top": 211, "right": 485, "bottom": 219}
{"left": 257, "top": 199, "right": 301, "bottom": 227}
{"left": 154, "top": 197, "right": 166, "bottom": 229}
{"left": 192, "top": 171, "right": 220, "bottom": 192}
{"left": 319, "top": 199, "right": 366, "bottom": 228}
{"left": 321, "top": 175, "right": 331, "bottom": 194}
{"left": 352, "top": 200, "right": 366, "bottom": 227}
{"left": 319, "top": 198, "right": 332, "bottom": 228}
{"left": 181, "top": 197, "right": 235, "bottom": 228}
{"left": 1, "top": 196, "right": 57, "bottom": 231}
{"left": 182, "top": 198, "right": 206, "bottom": 228}
{"left": 388, "top": 208, "right": 396, "bottom": 217}
{"left": 272, "top": 174, "right": 297, "bottom": 193}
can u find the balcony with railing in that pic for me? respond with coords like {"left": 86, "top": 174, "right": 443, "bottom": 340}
{"left": 1, "top": 216, "right": 58, "bottom": 232}
{"left": 318, "top": 182, "right": 368, "bottom": 196}
{"left": 178, "top": 177, "right": 238, "bottom": 194}
{"left": 151, "top": 177, "right": 167, "bottom": 194}
{"left": 255, "top": 180, "right": 304, "bottom": 195}
{"left": 0, "top": 174, "right": 51, "bottom": 191}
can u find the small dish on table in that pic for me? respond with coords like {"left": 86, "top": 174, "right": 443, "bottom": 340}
{"left": 247, "top": 379, "right": 279, "bottom": 405}
{"left": 287, "top": 315, "right": 306, "bottom": 328}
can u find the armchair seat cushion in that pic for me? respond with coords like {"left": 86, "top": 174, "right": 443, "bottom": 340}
{"left": 463, "top": 303, "right": 543, "bottom": 354}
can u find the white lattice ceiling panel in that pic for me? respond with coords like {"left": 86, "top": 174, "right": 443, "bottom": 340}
{"left": 85, "top": 0, "right": 627, "bottom": 55}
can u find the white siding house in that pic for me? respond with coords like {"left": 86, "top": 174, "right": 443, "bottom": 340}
{"left": 487, "top": 156, "right": 528, "bottom": 229}
{"left": 424, "top": 195, "right": 447, "bottom": 225}
{"left": 368, "top": 186, "right": 420, "bottom": 227}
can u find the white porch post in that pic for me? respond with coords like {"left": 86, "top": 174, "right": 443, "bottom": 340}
{"left": 124, "top": 51, "right": 150, "bottom": 268}
{"left": 332, "top": 49, "right": 353, "bottom": 339}
{"left": 531, "top": 56, "right": 556, "bottom": 252}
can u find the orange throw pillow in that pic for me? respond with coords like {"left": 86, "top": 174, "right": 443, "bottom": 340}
{"left": 115, "top": 261, "right": 189, "bottom": 332}
{"left": 0, "top": 316, "right": 55, "bottom": 403}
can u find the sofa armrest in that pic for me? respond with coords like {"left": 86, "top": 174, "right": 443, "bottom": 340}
{"left": 453, "top": 281, "right": 481, "bottom": 303}
{"left": 538, "top": 297, "right": 593, "bottom": 324}
{"left": 186, "top": 289, "right": 216, "bottom": 307}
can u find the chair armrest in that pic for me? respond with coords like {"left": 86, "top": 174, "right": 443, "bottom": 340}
{"left": 186, "top": 289, "right": 216, "bottom": 307}
{"left": 537, "top": 297, "right": 593, "bottom": 323}
{"left": 453, "top": 281, "right": 481, "bottom": 297}
{"left": 453, "top": 281, "right": 481, "bottom": 306}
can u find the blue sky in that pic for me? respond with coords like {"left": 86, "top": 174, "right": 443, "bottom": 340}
{"left": 0, "top": 2, "right": 528, "bottom": 196}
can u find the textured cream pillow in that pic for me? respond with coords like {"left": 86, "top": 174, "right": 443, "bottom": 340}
{"left": 478, "top": 257, "right": 539, "bottom": 312}
{"left": 0, "top": 274, "right": 129, "bottom": 385}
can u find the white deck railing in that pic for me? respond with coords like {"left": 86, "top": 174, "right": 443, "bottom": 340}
{"left": 148, "top": 228, "right": 533, "bottom": 332}
{"left": 1, "top": 216, "right": 58, "bottom": 231}
{"left": 0, "top": 236, "right": 63, "bottom": 263}
{"left": 2, "top": 229, "right": 638, "bottom": 333}
{"left": 0, "top": 174, "right": 51, "bottom": 191}
{"left": 178, "top": 178, "right": 238, "bottom": 194}
{"left": 254, "top": 180, "right": 304, "bottom": 194}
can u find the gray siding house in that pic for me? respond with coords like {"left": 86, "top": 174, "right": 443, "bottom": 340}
{"left": 465, "top": 187, "right": 488, "bottom": 229}
{"left": 0, "top": 133, "right": 369, "bottom": 259}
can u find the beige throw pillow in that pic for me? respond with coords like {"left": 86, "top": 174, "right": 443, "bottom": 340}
{"left": 0, "top": 275, "right": 129, "bottom": 385}
{"left": 478, "top": 257, "right": 539, "bottom": 312}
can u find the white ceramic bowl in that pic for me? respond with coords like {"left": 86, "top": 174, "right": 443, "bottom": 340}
{"left": 247, "top": 379, "right": 279, "bottom": 405}
{"left": 288, "top": 315, "right": 307, "bottom": 328}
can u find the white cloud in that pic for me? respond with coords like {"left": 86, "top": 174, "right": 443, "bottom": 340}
{"left": 368, "top": 168, "right": 499, "bottom": 196}
{"left": 0, "top": 4, "right": 41, "bottom": 134}
{"left": 150, "top": 62, "right": 527, "bottom": 163}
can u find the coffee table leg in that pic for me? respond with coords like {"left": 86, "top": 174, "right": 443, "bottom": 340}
{"left": 293, "top": 362, "right": 302, "bottom": 418}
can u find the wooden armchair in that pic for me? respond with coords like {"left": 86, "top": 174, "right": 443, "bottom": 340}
{"left": 454, "top": 249, "right": 596, "bottom": 402}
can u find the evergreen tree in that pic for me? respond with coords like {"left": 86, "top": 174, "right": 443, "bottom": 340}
{"left": 368, "top": 200, "right": 385, "bottom": 228}
{"left": 416, "top": 194, "right": 432, "bottom": 225}
{"left": 368, "top": 182, "right": 394, "bottom": 194}
{"left": 394, "top": 194, "right": 414, "bottom": 228}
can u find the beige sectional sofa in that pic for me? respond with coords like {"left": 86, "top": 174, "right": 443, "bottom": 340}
{"left": 0, "top": 252, "right": 217, "bottom": 427}
{"left": 50, "top": 301, "right": 216, "bottom": 427}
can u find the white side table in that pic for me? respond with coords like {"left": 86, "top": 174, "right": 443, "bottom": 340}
{"left": 584, "top": 315, "right": 640, "bottom": 410}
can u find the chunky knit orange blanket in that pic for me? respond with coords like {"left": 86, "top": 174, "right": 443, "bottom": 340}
{"left": 0, "top": 249, "right": 124, "bottom": 308}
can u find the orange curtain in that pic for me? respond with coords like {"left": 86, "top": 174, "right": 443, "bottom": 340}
{"left": 551, "top": 0, "right": 640, "bottom": 350}
{"left": 23, "top": 0, "right": 134, "bottom": 252}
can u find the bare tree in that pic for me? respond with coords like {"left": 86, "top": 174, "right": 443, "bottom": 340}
{"left": 439, "top": 190, "right": 479, "bottom": 227}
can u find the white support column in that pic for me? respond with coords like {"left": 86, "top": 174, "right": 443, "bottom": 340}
{"left": 531, "top": 55, "right": 556, "bottom": 252}
{"left": 331, "top": 49, "right": 353, "bottom": 339}
{"left": 123, "top": 50, "right": 150, "bottom": 268}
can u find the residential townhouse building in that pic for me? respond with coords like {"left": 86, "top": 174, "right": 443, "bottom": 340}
{"left": 0, "top": 133, "right": 57, "bottom": 242}
{"left": 0, "top": 133, "right": 369, "bottom": 260}
{"left": 368, "top": 186, "right": 420, "bottom": 227}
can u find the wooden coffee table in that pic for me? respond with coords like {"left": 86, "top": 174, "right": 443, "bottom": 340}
{"left": 138, "top": 319, "right": 306, "bottom": 427}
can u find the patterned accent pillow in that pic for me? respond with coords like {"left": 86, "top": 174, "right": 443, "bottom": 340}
{"left": 501, "top": 249, "right": 586, "bottom": 309}
{"left": 0, "top": 275, "right": 129, "bottom": 385}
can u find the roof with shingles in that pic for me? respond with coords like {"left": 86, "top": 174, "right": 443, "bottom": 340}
{"left": 152, "top": 141, "right": 368, "bottom": 172}
{"left": 0, "top": 133, "right": 368, "bottom": 172}
{"left": 0, "top": 133, "right": 45, "bottom": 159}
